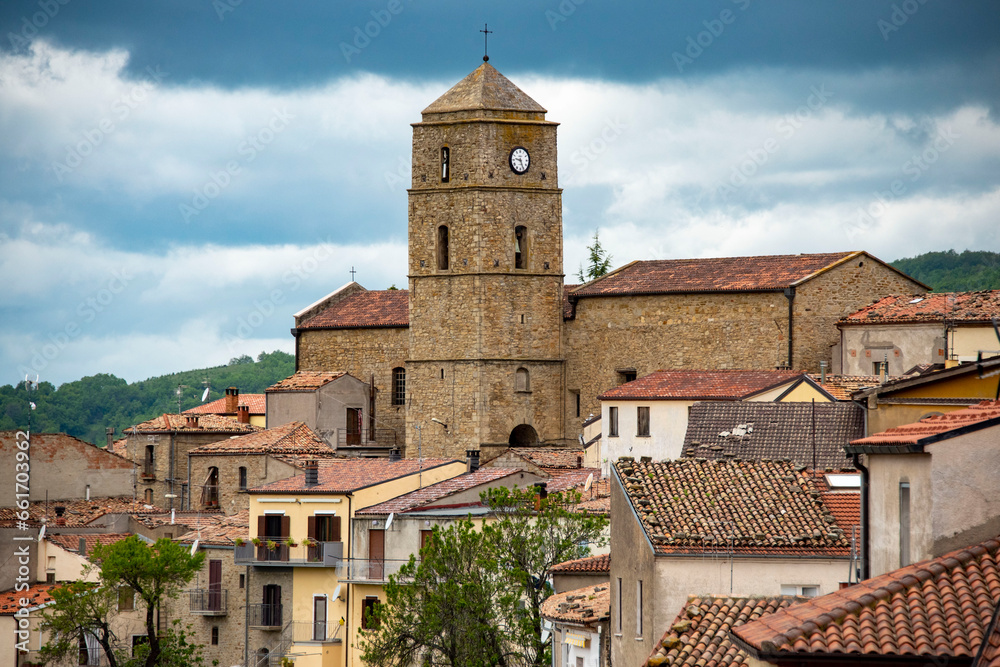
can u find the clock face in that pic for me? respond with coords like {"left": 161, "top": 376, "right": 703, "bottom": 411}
{"left": 509, "top": 147, "right": 530, "bottom": 174}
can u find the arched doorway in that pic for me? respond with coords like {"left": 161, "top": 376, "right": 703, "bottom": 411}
{"left": 508, "top": 424, "right": 539, "bottom": 446}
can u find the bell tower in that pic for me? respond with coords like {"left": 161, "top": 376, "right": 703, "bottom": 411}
{"left": 405, "top": 62, "right": 566, "bottom": 458}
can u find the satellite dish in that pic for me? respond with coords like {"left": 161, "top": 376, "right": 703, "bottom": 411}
{"left": 190, "top": 539, "right": 199, "bottom": 555}
{"left": 584, "top": 473, "right": 594, "bottom": 492}
{"left": 201, "top": 387, "right": 210, "bottom": 402}
{"left": 385, "top": 513, "right": 394, "bottom": 531}
{"left": 37, "top": 525, "right": 46, "bottom": 542}
{"left": 333, "top": 583, "right": 342, "bottom": 601}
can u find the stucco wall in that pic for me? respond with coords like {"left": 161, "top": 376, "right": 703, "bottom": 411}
{"left": 839, "top": 322, "right": 943, "bottom": 376}
{"left": 953, "top": 325, "right": 1000, "bottom": 361}
{"left": 867, "top": 452, "right": 933, "bottom": 577}
{"left": 603, "top": 400, "right": 692, "bottom": 463}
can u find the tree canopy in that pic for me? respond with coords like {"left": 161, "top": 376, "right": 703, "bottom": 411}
{"left": 575, "top": 230, "right": 613, "bottom": 283}
{"left": 891, "top": 249, "right": 1000, "bottom": 292}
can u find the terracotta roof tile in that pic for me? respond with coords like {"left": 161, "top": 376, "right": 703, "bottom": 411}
{"left": 599, "top": 370, "right": 806, "bottom": 401}
{"left": 131, "top": 510, "right": 226, "bottom": 531}
{"left": 266, "top": 371, "right": 350, "bottom": 391}
{"left": 841, "top": 290, "right": 1000, "bottom": 325}
{"left": 251, "top": 458, "right": 459, "bottom": 494}
{"left": 47, "top": 533, "right": 134, "bottom": 555}
{"left": 0, "top": 583, "right": 59, "bottom": 614}
{"left": 681, "top": 401, "right": 863, "bottom": 470}
{"left": 298, "top": 289, "right": 408, "bottom": 329}
{"left": 127, "top": 413, "right": 261, "bottom": 434}
{"left": 422, "top": 62, "right": 546, "bottom": 116}
{"left": 571, "top": 252, "right": 860, "bottom": 297}
{"left": 807, "top": 374, "right": 882, "bottom": 400}
{"left": 550, "top": 553, "right": 610, "bottom": 574}
{"left": 357, "top": 468, "right": 523, "bottom": 515}
{"left": 541, "top": 583, "right": 610, "bottom": 625}
{"left": 175, "top": 509, "right": 250, "bottom": 546}
{"left": 974, "top": 604, "right": 1000, "bottom": 667}
{"left": 545, "top": 468, "right": 603, "bottom": 496}
{"left": 184, "top": 393, "right": 265, "bottom": 415}
{"left": 847, "top": 400, "right": 1000, "bottom": 451}
{"left": 563, "top": 284, "right": 578, "bottom": 319}
{"left": 0, "top": 496, "right": 162, "bottom": 528}
{"left": 732, "top": 536, "right": 1000, "bottom": 660}
{"left": 645, "top": 595, "right": 807, "bottom": 667}
{"left": 616, "top": 459, "right": 855, "bottom": 557}
{"left": 188, "top": 421, "right": 334, "bottom": 456}
{"left": 516, "top": 448, "right": 586, "bottom": 469}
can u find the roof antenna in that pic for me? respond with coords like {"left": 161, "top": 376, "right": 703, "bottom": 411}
{"left": 480, "top": 23, "right": 492, "bottom": 62}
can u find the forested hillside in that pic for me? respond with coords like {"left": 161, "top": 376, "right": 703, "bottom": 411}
{"left": 0, "top": 351, "right": 294, "bottom": 445}
{"left": 892, "top": 250, "right": 1000, "bottom": 292}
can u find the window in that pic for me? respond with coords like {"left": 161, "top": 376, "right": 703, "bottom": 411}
{"left": 47, "top": 572, "right": 56, "bottom": 584}
{"left": 202, "top": 467, "right": 219, "bottom": 507}
{"left": 440, "top": 146, "right": 450, "bottom": 183}
{"left": 420, "top": 529, "right": 433, "bottom": 554}
{"left": 143, "top": 488, "right": 153, "bottom": 504}
{"left": 900, "top": 482, "right": 911, "bottom": 566}
{"left": 636, "top": 580, "right": 643, "bottom": 636}
{"left": 618, "top": 369, "right": 637, "bottom": 384}
{"left": 143, "top": 445, "right": 154, "bottom": 477}
{"left": 313, "top": 595, "right": 328, "bottom": 641}
{"left": 516, "top": 367, "right": 530, "bottom": 392}
{"left": 573, "top": 391, "right": 581, "bottom": 418}
{"left": 514, "top": 226, "right": 527, "bottom": 269}
{"left": 781, "top": 584, "right": 820, "bottom": 597}
{"left": 238, "top": 466, "right": 247, "bottom": 492}
{"left": 608, "top": 407, "right": 619, "bottom": 437}
{"left": 637, "top": 406, "right": 650, "bottom": 437}
{"left": 118, "top": 586, "right": 135, "bottom": 611}
{"left": 362, "top": 597, "right": 381, "bottom": 630}
{"left": 437, "top": 225, "right": 449, "bottom": 270}
{"left": 131, "top": 635, "right": 148, "bottom": 657}
{"left": 391, "top": 367, "right": 406, "bottom": 406}
{"left": 873, "top": 360, "right": 889, "bottom": 377}
{"left": 239, "top": 573, "right": 245, "bottom": 589}
{"left": 211, "top": 626, "right": 219, "bottom": 645}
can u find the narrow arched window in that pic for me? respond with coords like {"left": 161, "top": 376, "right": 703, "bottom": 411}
{"left": 239, "top": 466, "right": 248, "bottom": 491}
{"left": 516, "top": 367, "right": 530, "bottom": 392}
{"left": 514, "top": 226, "right": 527, "bottom": 269}
{"left": 437, "top": 225, "right": 449, "bottom": 270}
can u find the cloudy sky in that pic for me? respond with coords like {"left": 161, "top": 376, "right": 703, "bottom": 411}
{"left": 1, "top": 1, "right": 998, "bottom": 387}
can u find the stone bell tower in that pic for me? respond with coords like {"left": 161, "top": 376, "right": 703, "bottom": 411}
{"left": 405, "top": 62, "right": 567, "bottom": 459}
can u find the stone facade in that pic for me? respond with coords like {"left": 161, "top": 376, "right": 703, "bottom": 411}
{"left": 188, "top": 452, "right": 301, "bottom": 514}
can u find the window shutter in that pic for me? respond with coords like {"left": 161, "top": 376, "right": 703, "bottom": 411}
{"left": 307, "top": 516, "right": 317, "bottom": 540}
{"left": 257, "top": 516, "right": 266, "bottom": 537}
{"left": 280, "top": 516, "right": 290, "bottom": 539}
{"left": 333, "top": 517, "right": 342, "bottom": 542}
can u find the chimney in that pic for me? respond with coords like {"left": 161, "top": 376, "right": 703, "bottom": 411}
{"left": 820, "top": 360, "right": 828, "bottom": 385}
{"left": 532, "top": 482, "right": 548, "bottom": 511}
{"left": 78, "top": 537, "right": 87, "bottom": 557}
{"left": 237, "top": 405, "right": 250, "bottom": 424}
{"left": 225, "top": 387, "right": 239, "bottom": 413}
{"left": 576, "top": 455, "right": 583, "bottom": 468}
{"left": 304, "top": 460, "right": 319, "bottom": 487}
{"left": 466, "top": 449, "right": 480, "bottom": 473}
{"left": 105, "top": 427, "right": 114, "bottom": 449}
{"left": 389, "top": 448, "right": 402, "bottom": 462}
{"left": 54, "top": 505, "right": 66, "bottom": 526}
{"left": 185, "top": 415, "right": 199, "bottom": 428}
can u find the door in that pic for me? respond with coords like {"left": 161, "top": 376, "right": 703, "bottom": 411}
{"left": 262, "top": 585, "right": 281, "bottom": 627}
{"left": 208, "top": 559, "right": 222, "bottom": 611}
{"left": 313, "top": 595, "right": 327, "bottom": 641}
{"left": 369, "top": 529, "right": 384, "bottom": 580}
{"left": 346, "top": 407, "right": 362, "bottom": 445}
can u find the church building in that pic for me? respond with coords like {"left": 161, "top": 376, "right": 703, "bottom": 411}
{"left": 290, "top": 62, "right": 926, "bottom": 461}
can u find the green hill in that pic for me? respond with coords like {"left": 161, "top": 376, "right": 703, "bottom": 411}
{"left": 891, "top": 250, "right": 1000, "bottom": 292}
{"left": 0, "top": 351, "right": 294, "bottom": 445}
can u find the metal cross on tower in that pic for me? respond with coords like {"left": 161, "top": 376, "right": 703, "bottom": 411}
{"left": 481, "top": 23, "right": 493, "bottom": 62}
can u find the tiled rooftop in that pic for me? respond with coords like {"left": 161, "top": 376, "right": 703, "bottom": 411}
{"left": 47, "top": 533, "right": 133, "bottom": 555}
{"left": 540, "top": 583, "right": 609, "bottom": 625}
{"left": 422, "top": 62, "right": 547, "bottom": 116}
{"left": 616, "top": 458, "right": 856, "bottom": 557}
{"left": 298, "top": 289, "right": 409, "bottom": 329}
{"left": 599, "top": 370, "right": 806, "bottom": 401}
{"left": 732, "top": 536, "right": 1000, "bottom": 660}
{"left": 550, "top": 553, "right": 610, "bottom": 574}
{"left": 571, "top": 252, "right": 861, "bottom": 297}
{"left": 0, "top": 496, "right": 162, "bottom": 528}
{"left": 126, "top": 413, "right": 261, "bottom": 434}
{"left": 251, "top": 458, "right": 459, "bottom": 494}
{"left": 975, "top": 606, "right": 1000, "bottom": 667}
{"left": 175, "top": 509, "right": 249, "bottom": 546}
{"left": 807, "top": 374, "right": 881, "bottom": 400}
{"left": 0, "top": 583, "right": 59, "bottom": 614}
{"left": 188, "top": 421, "right": 334, "bottom": 456}
{"left": 357, "top": 468, "right": 522, "bottom": 515}
{"left": 681, "top": 401, "right": 862, "bottom": 470}
{"left": 266, "top": 371, "right": 349, "bottom": 392}
{"left": 516, "top": 447, "right": 586, "bottom": 469}
{"left": 545, "top": 468, "right": 603, "bottom": 496}
{"left": 847, "top": 400, "right": 1000, "bottom": 452}
{"left": 645, "top": 596, "right": 806, "bottom": 667}
{"left": 184, "top": 393, "right": 265, "bottom": 415}
{"left": 841, "top": 290, "right": 1000, "bottom": 325}
{"left": 131, "top": 510, "right": 225, "bottom": 531}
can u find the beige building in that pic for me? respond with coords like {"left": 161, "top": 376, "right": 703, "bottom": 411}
{"left": 609, "top": 457, "right": 859, "bottom": 667}
{"left": 265, "top": 371, "right": 376, "bottom": 452}
{"left": 541, "top": 583, "right": 610, "bottom": 667}
{"left": 291, "top": 62, "right": 925, "bottom": 463}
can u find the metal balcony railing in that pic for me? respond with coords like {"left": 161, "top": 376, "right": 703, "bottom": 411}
{"left": 337, "top": 558, "right": 410, "bottom": 583}
{"left": 189, "top": 588, "right": 227, "bottom": 615}
{"left": 334, "top": 427, "right": 398, "bottom": 447}
{"left": 248, "top": 603, "right": 283, "bottom": 629}
{"left": 234, "top": 540, "right": 343, "bottom": 567}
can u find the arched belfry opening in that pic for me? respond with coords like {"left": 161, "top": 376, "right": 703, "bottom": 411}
{"left": 508, "top": 424, "right": 539, "bottom": 446}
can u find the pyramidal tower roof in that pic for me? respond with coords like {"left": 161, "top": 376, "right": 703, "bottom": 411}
{"left": 422, "top": 62, "right": 547, "bottom": 117}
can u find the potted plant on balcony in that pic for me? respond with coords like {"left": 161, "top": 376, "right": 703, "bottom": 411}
{"left": 265, "top": 540, "right": 278, "bottom": 551}
{"left": 234, "top": 538, "right": 245, "bottom": 547}
{"left": 285, "top": 537, "right": 297, "bottom": 548}
{"left": 251, "top": 537, "right": 262, "bottom": 547}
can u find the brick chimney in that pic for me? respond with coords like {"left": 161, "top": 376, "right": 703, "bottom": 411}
{"left": 466, "top": 449, "right": 480, "bottom": 473}
{"left": 237, "top": 405, "right": 250, "bottom": 424}
{"left": 304, "top": 460, "right": 319, "bottom": 487}
{"left": 185, "top": 415, "right": 199, "bottom": 428}
{"left": 225, "top": 387, "right": 239, "bottom": 413}
{"left": 389, "top": 448, "right": 402, "bottom": 462}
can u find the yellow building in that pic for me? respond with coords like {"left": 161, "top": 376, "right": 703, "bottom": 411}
{"left": 240, "top": 457, "right": 466, "bottom": 667}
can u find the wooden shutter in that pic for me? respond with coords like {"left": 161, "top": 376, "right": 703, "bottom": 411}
{"left": 307, "top": 516, "right": 317, "bottom": 540}
{"left": 280, "top": 516, "right": 290, "bottom": 539}
{"left": 332, "top": 516, "right": 342, "bottom": 542}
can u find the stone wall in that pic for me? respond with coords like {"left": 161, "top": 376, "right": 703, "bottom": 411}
{"left": 188, "top": 453, "right": 301, "bottom": 514}
{"left": 296, "top": 327, "right": 409, "bottom": 443}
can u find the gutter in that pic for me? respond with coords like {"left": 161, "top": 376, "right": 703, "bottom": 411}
{"left": 851, "top": 453, "right": 870, "bottom": 581}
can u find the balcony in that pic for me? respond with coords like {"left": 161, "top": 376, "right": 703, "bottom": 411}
{"left": 189, "top": 588, "right": 227, "bottom": 615}
{"left": 337, "top": 558, "right": 410, "bottom": 583}
{"left": 234, "top": 540, "right": 343, "bottom": 567}
{"left": 285, "top": 620, "right": 344, "bottom": 644}
{"left": 334, "top": 427, "right": 398, "bottom": 455}
{"left": 248, "top": 603, "right": 283, "bottom": 630}
{"left": 140, "top": 463, "right": 155, "bottom": 481}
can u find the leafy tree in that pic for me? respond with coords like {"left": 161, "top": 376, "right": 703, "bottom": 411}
{"left": 39, "top": 536, "right": 206, "bottom": 667}
{"left": 892, "top": 249, "right": 1000, "bottom": 292}
{"left": 360, "top": 487, "right": 608, "bottom": 667}
{"left": 575, "top": 230, "right": 613, "bottom": 283}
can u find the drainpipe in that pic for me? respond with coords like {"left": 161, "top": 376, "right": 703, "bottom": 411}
{"left": 169, "top": 433, "right": 176, "bottom": 512}
{"left": 784, "top": 287, "right": 796, "bottom": 369}
{"left": 851, "top": 453, "right": 870, "bottom": 581}
{"left": 244, "top": 565, "right": 250, "bottom": 667}
{"left": 291, "top": 328, "right": 300, "bottom": 371}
